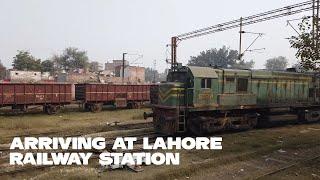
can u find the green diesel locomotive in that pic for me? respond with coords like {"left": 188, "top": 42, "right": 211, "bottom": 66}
{"left": 148, "top": 64, "right": 320, "bottom": 135}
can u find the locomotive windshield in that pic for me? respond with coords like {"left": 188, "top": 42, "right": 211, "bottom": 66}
{"left": 167, "top": 71, "right": 188, "bottom": 83}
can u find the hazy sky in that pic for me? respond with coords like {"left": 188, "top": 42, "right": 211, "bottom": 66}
{"left": 0, "top": 0, "right": 311, "bottom": 72}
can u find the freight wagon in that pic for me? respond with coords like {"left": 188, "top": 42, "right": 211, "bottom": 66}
{"left": 0, "top": 83, "right": 72, "bottom": 114}
{"left": 147, "top": 65, "right": 320, "bottom": 135}
{"left": 75, "top": 84, "right": 151, "bottom": 112}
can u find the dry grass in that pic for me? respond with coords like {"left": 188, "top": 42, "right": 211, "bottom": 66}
{"left": 0, "top": 108, "right": 151, "bottom": 144}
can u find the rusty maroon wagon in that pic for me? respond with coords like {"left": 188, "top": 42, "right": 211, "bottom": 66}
{"left": 0, "top": 83, "right": 72, "bottom": 114}
{"left": 75, "top": 84, "right": 151, "bottom": 112}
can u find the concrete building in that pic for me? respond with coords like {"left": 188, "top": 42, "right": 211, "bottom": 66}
{"left": 118, "top": 66, "right": 145, "bottom": 83}
{"left": 105, "top": 60, "right": 129, "bottom": 73}
{"left": 6, "top": 70, "right": 42, "bottom": 82}
{"left": 104, "top": 60, "right": 145, "bottom": 84}
{"left": 6, "top": 70, "right": 54, "bottom": 82}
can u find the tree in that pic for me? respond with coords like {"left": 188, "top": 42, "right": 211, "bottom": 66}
{"left": 41, "top": 60, "right": 54, "bottom": 74}
{"left": 291, "top": 63, "right": 313, "bottom": 72}
{"left": 232, "top": 60, "right": 255, "bottom": 69}
{"left": 12, "top": 50, "right": 41, "bottom": 71}
{"left": 289, "top": 16, "right": 319, "bottom": 71}
{"left": 0, "top": 61, "right": 6, "bottom": 79}
{"left": 264, "top": 56, "right": 288, "bottom": 71}
{"left": 188, "top": 46, "right": 254, "bottom": 69}
{"left": 88, "top": 61, "right": 101, "bottom": 72}
{"left": 52, "top": 47, "right": 89, "bottom": 72}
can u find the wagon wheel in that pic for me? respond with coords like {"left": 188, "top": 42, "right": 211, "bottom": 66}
{"left": 90, "top": 103, "right": 102, "bottom": 113}
{"left": 45, "top": 105, "right": 57, "bottom": 115}
{"left": 130, "top": 102, "right": 140, "bottom": 109}
{"left": 304, "top": 110, "right": 320, "bottom": 123}
{"left": 245, "top": 114, "right": 258, "bottom": 129}
{"left": 134, "top": 102, "right": 141, "bottom": 109}
{"left": 248, "top": 116, "right": 258, "bottom": 129}
{"left": 84, "top": 103, "right": 91, "bottom": 111}
{"left": 20, "top": 105, "right": 27, "bottom": 112}
{"left": 127, "top": 102, "right": 133, "bottom": 109}
{"left": 127, "top": 102, "right": 139, "bottom": 109}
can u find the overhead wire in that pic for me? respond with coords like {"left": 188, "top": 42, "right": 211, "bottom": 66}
{"left": 176, "top": 1, "right": 313, "bottom": 41}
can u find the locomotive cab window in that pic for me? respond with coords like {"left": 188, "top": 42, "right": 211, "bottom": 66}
{"left": 201, "top": 78, "right": 212, "bottom": 89}
{"left": 167, "top": 72, "right": 187, "bottom": 82}
{"left": 237, "top": 78, "right": 248, "bottom": 92}
{"left": 226, "top": 77, "right": 235, "bottom": 82}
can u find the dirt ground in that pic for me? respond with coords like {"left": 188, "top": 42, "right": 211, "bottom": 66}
{"left": 1, "top": 117, "right": 319, "bottom": 180}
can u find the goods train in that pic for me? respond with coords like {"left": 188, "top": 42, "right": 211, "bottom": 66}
{"left": 147, "top": 64, "right": 320, "bottom": 135}
{"left": 0, "top": 83, "right": 72, "bottom": 114}
{"left": 75, "top": 84, "right": 151, "bottom": 112}
{"left": 0, "top": 83, "right": 151, "bottom": 114}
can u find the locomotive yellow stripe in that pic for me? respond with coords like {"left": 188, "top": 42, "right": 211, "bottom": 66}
{"left": 159, "top": 87, "right": 183, "bottom": 96}
{"left": 159, "top": 88, "right": 184, "bottom": 102}
{"left": 159, "top": 94, "right": 185, "bottom": 103}
{"left": 159, "top": 88, "right": 183, "bottom": 100}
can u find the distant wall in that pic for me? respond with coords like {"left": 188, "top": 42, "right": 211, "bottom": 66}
{"left": 124, "top": 66, "right": 145, "bottom": 83}
{"left": 7, "top": 70, "right": 41, "bottom": 82}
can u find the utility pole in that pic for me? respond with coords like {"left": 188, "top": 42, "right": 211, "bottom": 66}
{"left": 239, "top": 17, "right": 243, "bottom": 60}
{"left": 153, "top": 60, "right": 156, "bottom": 83}
{"left": 171, "top": 37, "right": 177, "bottom": 70}
{"left": 312, "top": 0, "right": 320, "bottom": 61}
{"left": 313, "top": 0, "right": 315, "bottom": 47}
{"left": 122, "top": 52, "right": 127, "bottom": 83}
{"left": 316, "top": 0, "right": 319, "bottom": 55}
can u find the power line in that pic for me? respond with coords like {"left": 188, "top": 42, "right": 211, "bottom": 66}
{"left": 176, "top": 1, "right": 313, "bottom": 40}
{"left": 178, "top": 7, "right": 312, "bottom": 41}
{"left": 170, "top": 0, "right": 317, "bottom": 67}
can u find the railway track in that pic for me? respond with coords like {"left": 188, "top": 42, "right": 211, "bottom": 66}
{"left": 254, "top": 154, "right": 320, "bottom": 179}
{"left": 0, "top": 128, "right": 155, "bottom": 155}
{"left": 1, "top": 120, "right": 319, "bottom": 178}
{"left": 0, "top": 126, "right": 162, "bottom": 177}
{"left": 0, "top": 120, "right": 153, "bottom": 148}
